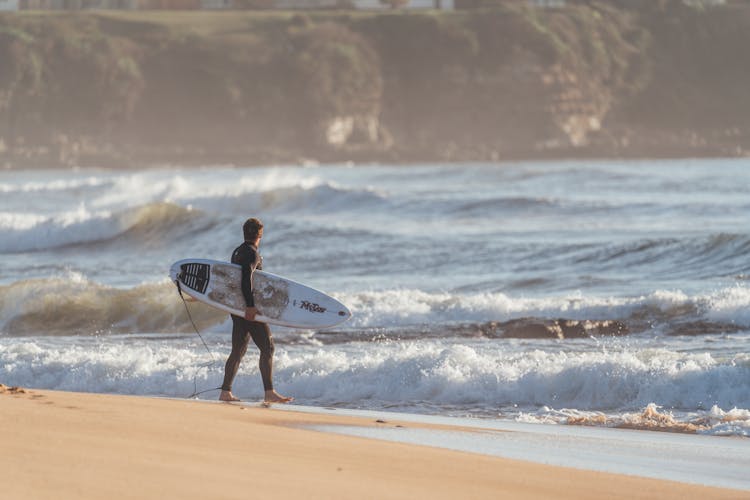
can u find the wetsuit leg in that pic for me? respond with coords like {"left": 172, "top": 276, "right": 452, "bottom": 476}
{"left": 247, "top": 321, "right": 275, "bottom": 391}
{"left": 221, "top": 315, "right": 252, "bottom": 392}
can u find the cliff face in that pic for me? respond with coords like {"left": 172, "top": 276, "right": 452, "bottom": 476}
{"left": 1, "top": 3, "right": 749, "bottom": 168}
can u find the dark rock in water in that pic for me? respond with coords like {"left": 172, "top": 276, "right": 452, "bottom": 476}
{"left": 502, "top": 319, "right": 558, "bottom": 339}
{"left": 666, "top": 321, "right": 743, "bottom": 336}
{"left": 483, "top": 318, "right": 629, "bottom": 340}
{"left": 555, "top": 319, "right": 630, "bottom": 339}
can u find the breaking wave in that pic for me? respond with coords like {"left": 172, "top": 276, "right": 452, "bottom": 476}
{"left": 178, "top": 181, "right": 386, "bottom": 216}
{"left": 3, "top": 276, "right": 750, "bottom": 337}
{"left": 0, "top": 181, "right": 384, "bottom": 254}
{"left": 0, "top": 275, "right": 225, "bottom": 336}
{"left": 339, "top": 285, "right": 750, "bottom": 335}
{"left": 518, "top": 404, "right": 750, "bottom": 437}
{"left": 0, "top": 203, "right": 208, "bottom": 253}
{"left": 1, "top": 336, "right": 748, "bottom": 435}
{"left": 0, "top": 175, "right": 112, "bottom": 194}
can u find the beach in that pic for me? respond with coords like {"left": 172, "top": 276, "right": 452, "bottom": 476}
{"left": 1, "top": 386, "right": 746, "bottom": 500}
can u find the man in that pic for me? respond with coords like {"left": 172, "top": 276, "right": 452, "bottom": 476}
{"left": 219, "top": 217, "right": 293, "bottom": 403}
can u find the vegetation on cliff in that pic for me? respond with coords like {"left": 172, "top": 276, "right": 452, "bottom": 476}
{"left": 0, "top": 2, "right": 748, "bottom": 167}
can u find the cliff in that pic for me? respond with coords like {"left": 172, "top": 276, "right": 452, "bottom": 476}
{"left": 1, "top": 2, "right": 749, "bottom": 168}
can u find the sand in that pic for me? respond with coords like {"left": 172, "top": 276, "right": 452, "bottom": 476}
{"left": 0, "top": 386, "right": 744, "bottom": 500}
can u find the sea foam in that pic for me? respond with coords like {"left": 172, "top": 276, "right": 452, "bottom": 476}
{"left": 1, "top": 336, "right": 748, "bottom": 435}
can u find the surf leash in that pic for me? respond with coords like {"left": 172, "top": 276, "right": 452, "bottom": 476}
{"left": 175, "top": 280, "right": 222, "bottom": 398}
{"left": 176, "top": 281, "right": 216, "bottom": 361}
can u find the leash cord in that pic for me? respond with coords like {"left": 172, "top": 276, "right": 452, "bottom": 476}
{"left": 175, "top": 281, "right": 222, "bottom": 399}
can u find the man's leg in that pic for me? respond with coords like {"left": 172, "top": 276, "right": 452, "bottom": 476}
{"left": 220, "top": 316, "right": 251, "bottom": 401}
{"left": 248, "top": 321, "right": 292, "bottom": 403}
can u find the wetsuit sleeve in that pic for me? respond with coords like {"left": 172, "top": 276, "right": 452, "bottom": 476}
{"left": 232, "top": 245, "right": 257, "bottom": 308}
{"left": 240, "top": 258, "right": 255, "bottom": 308}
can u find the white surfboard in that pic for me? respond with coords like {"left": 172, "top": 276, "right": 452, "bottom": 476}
{"left": 169, "top": 258, "right": 351, "bottom": 329}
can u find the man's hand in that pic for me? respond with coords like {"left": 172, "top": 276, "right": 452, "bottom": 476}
{"left": 244, "top": 306, "right": 258, "bottom": 321}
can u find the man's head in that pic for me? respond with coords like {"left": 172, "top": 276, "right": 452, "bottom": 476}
{"left": 243, "top": 218, "right": 264, "bottom": 243}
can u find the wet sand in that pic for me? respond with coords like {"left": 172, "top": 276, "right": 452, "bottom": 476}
{"left": 0, "top": 386, "right": 744, "bottom": 500}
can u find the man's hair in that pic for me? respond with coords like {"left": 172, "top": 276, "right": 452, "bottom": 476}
{"left": 243, "top": 218, "right": 263, "bottom": 242}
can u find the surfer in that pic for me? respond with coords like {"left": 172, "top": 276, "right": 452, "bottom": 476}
{"left": 220, "top": 218, "right": 293, "bottom": 404}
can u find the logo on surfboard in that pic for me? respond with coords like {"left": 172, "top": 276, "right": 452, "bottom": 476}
{"left": 293, "top": 300, "right": 327, "bottom": 314}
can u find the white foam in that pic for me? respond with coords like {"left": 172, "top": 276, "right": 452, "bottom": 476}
{"left": 705, "top": 285, "right": 750, "bottom": 325}
{"left": 0, "top": 212, "right": 48, "bottom": 231}
{"left": 0, "top": 176, "right": 109, "bottom": 194}
{"left": 230, "top": 341, "right": 750, "bottom": 420}
{"left": 89, "top": 168, "right": 378, "bottom": 215}
{"left": 516, "top": 403, "right": 750, "bottom": 437}
{"left": 0, "top": 204, "right": 118, "bottom": 252}
{"left": 0, "top": 201, "right": 201, "bottom": 253}
{"left": 3, "top": 336, "right": 747, "bottom": 431}
{"left": 699, "top": 406, "right": 750, "bottom": 437}
{"left": 339, "top": 286, "right": 750, "bottom": 328}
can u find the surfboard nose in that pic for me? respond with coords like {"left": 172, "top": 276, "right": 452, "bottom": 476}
{"left": 336, "top": 303, "right": 352, "bottom": 322}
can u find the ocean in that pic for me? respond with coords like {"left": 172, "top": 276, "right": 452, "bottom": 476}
{"left": 1, "top": 159, "right": 749, "bottom": 436}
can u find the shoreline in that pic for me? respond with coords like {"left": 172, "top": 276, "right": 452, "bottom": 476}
{"left": 3, "top": 153, "right": 749, "bottom": 172}
{"left": 1, "top": 386, "right": 746, "bottom": 499}
{"left": 277, "top": 404, "right": 750, "bottom": 491}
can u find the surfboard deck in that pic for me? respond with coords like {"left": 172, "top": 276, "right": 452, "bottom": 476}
{"left": 170, "top": 258, "right": 351, "bottom": 329}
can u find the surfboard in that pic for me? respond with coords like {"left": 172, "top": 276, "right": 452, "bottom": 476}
{"left": 169, "top": 258, "right": 351, "bottom": 329}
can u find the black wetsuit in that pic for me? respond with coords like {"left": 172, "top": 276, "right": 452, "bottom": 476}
{"left": 221, "top": 241, "right": 275, "bottom": 392}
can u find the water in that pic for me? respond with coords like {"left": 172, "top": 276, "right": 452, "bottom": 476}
{"left": 1, "top": 159, "right": 749, "bottom": 436}
{"left": 300, "top": 406, "right": 750, "bottom": 490}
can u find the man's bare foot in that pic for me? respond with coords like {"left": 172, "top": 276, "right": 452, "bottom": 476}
{"left": 264, "top": 390, "right": 293, "bottom": 404}
{"left": 219, "top": 390, "right": 240, "bottom": 402}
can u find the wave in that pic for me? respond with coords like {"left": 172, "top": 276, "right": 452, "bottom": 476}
{"left": 1, "top": 168, "right": 386, "bottom": 254}
{"left": 1, "top": 337, "right": 747, "bottom": 435}
{"left": 0, "top": 202, "right": 210, "bottom": 253}
{"left": 4, "top": 278, "right": 750, "bottom": 337}
{"left": 92, "top": 169, "right": 387, "bottom": 216}
{"left": 338, "top": 286, "right": 750, "bottom": 334}
{"left": 178, "top": 181, "right": 387, "bottom": 216}
{"left": 0, "top": 175, "right": 112, "bottom": 194}
{"left": 0, "top": 185, "right": 381, "bottom": 255}
{"left": 453, "top": 196, "right": 605, "bottom": 217}
{"left": 546, "top": 233, "right": 750, "bottom": 281}
{"left": 277, "top": 342, "right": 750, "bottom": 417}
{"left": 0, "top": 275, "right": 226, "bottom": 336}
{"left": 518, "top": 404, "right": 750, "bottom": 437}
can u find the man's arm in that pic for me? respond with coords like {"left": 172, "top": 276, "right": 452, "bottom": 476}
{"left": 240, "top": 263, "right": 254, "bottom": 307}
{"left": 239, "top": 247, "right": 259, "bottom": 320}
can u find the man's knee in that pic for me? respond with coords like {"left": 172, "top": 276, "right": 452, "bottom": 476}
{"left": 260, "top": 338, "right": 275, "bottom": 358}
{"left": 238, "top": 343, "right": 250, "bottom": 359}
